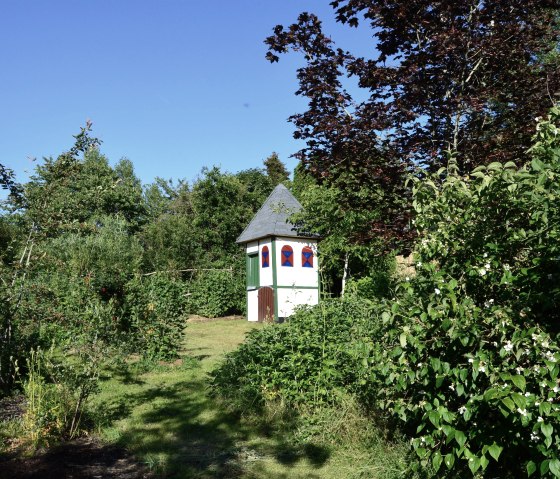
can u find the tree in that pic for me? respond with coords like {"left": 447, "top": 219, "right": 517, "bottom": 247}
{"left": 22, "top": 126, "right": 146, "bottom": 235}
{"left": 263, "top": 152, "right": 290, "bottom": 185}
{"left": 291, "top": 170, "right": 392, "bottom": 296}
{"left": 266, "top": 1, "right": 560, "bottom": 244}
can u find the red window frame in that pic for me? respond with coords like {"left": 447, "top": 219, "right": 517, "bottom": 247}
{"left": 281, "top": 245, "right": 294, "bottom": 267}
{"left": 302, "top": 246, "right": 313, "bottom": 268}
{"left": 261, "top": 245, "right": 270, "bottom": 268}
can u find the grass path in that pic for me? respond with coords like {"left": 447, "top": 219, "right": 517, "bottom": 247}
{"left": 95, "top": 319, "right": 340, "bottom": 478}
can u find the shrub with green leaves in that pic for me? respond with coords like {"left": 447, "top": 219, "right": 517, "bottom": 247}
{"left": 211, "top": 298, "right": 379, "bottom": 408}
{"left": 362, "top": 108, "right": 560, "bottom": 477}
{"left": 186, "top": 269, "right": 244, "bottom": 318}
{"left": 124, "top": 274, "right": 187, "bottom": 360}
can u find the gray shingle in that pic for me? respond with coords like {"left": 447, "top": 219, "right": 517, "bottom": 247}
{"left": 236, "top": 184, "right": 310, "bottom": 243}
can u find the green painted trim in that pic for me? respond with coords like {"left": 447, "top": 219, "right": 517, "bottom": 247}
{"left": 247, "top": 252, "right": 259, "bottom": 289}
{"left": 276, "top": 285, "right": 320, "bottom": 290}
{"left": 245, "top": 253, "right": 250, "bottom": 289}
{"left": 271, "top": 237, "right": 279, "bottom": 322}
{"left": 317, "top": 253, "right": 321, "bottom": 302}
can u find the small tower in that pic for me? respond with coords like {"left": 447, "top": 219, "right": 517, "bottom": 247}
{"left": 236, "top": 184, "right": 319, "bottom": 322}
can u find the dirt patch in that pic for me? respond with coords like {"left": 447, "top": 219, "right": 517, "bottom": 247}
{"left": 187, "top": 314, "right": 245, "bottom": 323}
{"left": 0, "top": 437, "right": 154, "bottom": 479}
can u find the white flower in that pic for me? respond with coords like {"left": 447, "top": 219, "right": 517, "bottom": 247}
{"left": 517, "top": 408, "right": 528, "bottom": 417}
{"left": 553, "top": 385, "right": 560, "bottom": 393}
{"left": 449, "top": 384, "right": 455, "bottom": 391}
{"left": 417, "top": 262, "right": 422, "bottom": 268}
{"left": 525, "top": 392, "right": 531, "bottom": 397}
{"left": 545, "top": 351, "right": 556, "bottom": 362}
{"left": 405, "top": 276, "right": 410, "bottom": 281}
{"left": 479, "top": 268, "right": 487, "bottom": 276}
{"left": 504, "top": 341, "right": 514, "bottom": 352}
{"left": 483, "top": 252, "right": 488, "bottom": 258}
{"left": 435, "top": 288, "right": 441, "bottom": 295}
{"left": 478, "top": 365, "right": 486, "bottom": 373}
{"left": 490, "top": 20, "right": 495, "bottom": 27}
{"left": 530, "top": 432, "right": 539, "bottom": 442}
{"left": 484, "top": 299, "right": 495, "bottom": 308}
{"left": 485, "top": 263, "right": 491, "bottom": 270}
{"left": 468, "top": 358, "right": 474, "bottom": 363}
{"left": 458, "top": 406, "right": 467, "bottom": 414}
{"left": 548, "top": 398, "right": 554, "bottom": 402}
{"left": 504, "top": 264, "right": 511, "bottom": 271}
{"left": 538, "top": 416, "right": 544, "bottom": 422}
{"left": 516, "top": 367, "right": 524, "bottom": 374}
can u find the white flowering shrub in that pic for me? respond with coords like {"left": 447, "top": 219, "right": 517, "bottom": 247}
{"left": 363, "top": 107, "right": 560, "bottom": 477}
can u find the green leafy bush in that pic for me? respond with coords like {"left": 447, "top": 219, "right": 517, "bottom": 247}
{"left": 362, "top": 108, "right": 560, "bottom": 477}
{"left": 40, "top": 215, "right": 143, "bottom": 296}
{"left": 211, "top": 298, "right": 378, "bottom": 408}
{"left": 13, "top": 273, "right": 122, "bottom": 346}
{"left": 186, "top": 269, "right": 244, "bottom": 318}
{"left": 124, "top": 274, "right": 187, "bottom": 360}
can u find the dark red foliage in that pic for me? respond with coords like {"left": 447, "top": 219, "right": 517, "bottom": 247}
{"left": 266, "top": 1, "right": 560, "bottom": 246}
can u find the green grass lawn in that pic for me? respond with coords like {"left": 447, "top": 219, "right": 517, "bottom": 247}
{"left": 94, "top": 318, "right": 410, "bottom": 479}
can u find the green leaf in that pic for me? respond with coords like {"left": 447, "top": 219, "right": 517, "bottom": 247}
{"left": 480, "top": 455, "right": 490, "bottom": 470}
{"left": 487, "top": 162, "right": 503, "bottom": 171}
{"left": 541, "top": 460, "right": 550, "bottom": 475}
{"left": 399, "top": 333, "right": 407, "bottom": 348}
{"left": 512, "top": 393, "right": 526, "bottom": 409}
{"left": 549, "top": 459, "right": 560, "bottom": 478}
{"left": 455, "top": 430, "right": 467, "bottom": 448}
{"left": 532, "top": 158, "right": 545, "bottom": 171}
{"left": 432, "top": 451, "right": 443, "bottom": 472}
{"left": 468, "top": 456, "right": 481, "bottom": 474}
{"left": 501, "top": 397, "right": 515, "bottom": 411}
{"left": 488, "top": 443, "right": 503, "bottom": 461}
{"left": 415, "top": 447, "right": 427, "bottom": 458}
{"left": 428, "top": 410, "right": 440, "bottom": 427}
{"left": 444, "top": 453, "right": 455, "bottom": 470}
{"left": 527, "top": 461, "right": 537, "bottom": 476}
{"left": 511, "top": 375, "right": 526, "bottom": 392}
{"left": 541, "top": 423, "right": 553, "bottom": 438}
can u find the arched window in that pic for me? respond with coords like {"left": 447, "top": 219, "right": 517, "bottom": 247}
{"left": 261, "top": 245, "right": 270, "bottom": 268}
{"left": 281, "top": 245, "right": 294, "bottom": 267}
{"left": 302, "top": 246, "right": 313, "bottom": 268}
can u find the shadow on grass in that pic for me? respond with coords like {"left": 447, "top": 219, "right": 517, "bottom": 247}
{"left": 109, "top": 376, "right": 330, "bottom": 478}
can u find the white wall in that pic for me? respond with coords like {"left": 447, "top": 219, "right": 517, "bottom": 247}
{"left": 277, "top": 288, "right": 319, "bottom": 318}
{"left": 247, "top": 290, "right": 258, "bottom": 321}
{"left": 259, "top": 238, "right": 273, "bottom": 287}
{"left": 275, "top": 237, "right": 318, "bottom": 287}
{"left": 246, "top": 241, "right": 259, "bottom": 254}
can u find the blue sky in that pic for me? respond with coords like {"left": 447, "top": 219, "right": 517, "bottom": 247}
{"left": 1, "top": 1, "right": 373, "bottom": 187}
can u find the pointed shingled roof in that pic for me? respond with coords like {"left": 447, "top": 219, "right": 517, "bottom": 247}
{"left": 236, "top": 184, "right": 310, "bottom": 244}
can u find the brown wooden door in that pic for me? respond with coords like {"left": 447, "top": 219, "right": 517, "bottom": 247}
{"left": 258, "top": 286, "right": 274, "bottom": 323}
